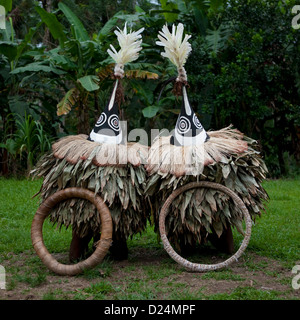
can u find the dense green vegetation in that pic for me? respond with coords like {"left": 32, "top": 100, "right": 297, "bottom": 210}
{"left": 0, "top": 0, "right": 300, "bottom": 177}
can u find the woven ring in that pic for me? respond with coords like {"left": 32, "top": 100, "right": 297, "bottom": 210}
{"left": 159, "top": 181, "right": 252, "bottom": 272}
{"left": 31, "top": 188, "right": 113, "bottom": 276}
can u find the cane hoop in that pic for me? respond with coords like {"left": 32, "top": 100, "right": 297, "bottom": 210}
{"left": 159, "top": 181, "right": 252, "bottom": 271}
{"left": 31, "top": 188, "right": 113, "bottom": 276}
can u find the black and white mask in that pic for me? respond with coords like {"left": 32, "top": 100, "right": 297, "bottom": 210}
{"left": 171, "top": 85, "right": 209, "bottom": 146}
{"left": 88, "top": 80, "right": 122, "bottom": 144}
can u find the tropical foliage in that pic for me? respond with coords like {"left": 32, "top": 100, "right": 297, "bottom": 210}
{"left": 0, "top": 0, "right": 300, "bottom": 177}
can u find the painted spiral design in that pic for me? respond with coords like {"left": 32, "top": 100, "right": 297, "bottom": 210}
{"left": 193, "top": 113, "right": 203, "bottom": 130}
{"left": 108, "top": 115, "right": 120, "bottom": 131}
{"left": 177, "top": 116, "right": 191, "bottom": 134}
{"left": 95, "top": 113, "right": 107, "bottom": 127}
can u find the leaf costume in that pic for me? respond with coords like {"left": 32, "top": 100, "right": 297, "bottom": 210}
{"left": 146, "top": 24, "right": 269, "bottom": 250}
{"left": 32, "top": 24, "right": 149, "bottom": 243}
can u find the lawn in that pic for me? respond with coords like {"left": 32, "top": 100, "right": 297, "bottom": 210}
{"left": 247, "top": 179, "right": 300, "bottom": 263}
{"left": 0, "top": 177, "right": 299, "bottom": 300}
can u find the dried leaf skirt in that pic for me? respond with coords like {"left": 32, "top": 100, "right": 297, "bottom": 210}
{"left": 32, "top": 135, "right": 150, "bottom": 240}
{"left": 145, "top": 127, "right": 269, "bottom": 249}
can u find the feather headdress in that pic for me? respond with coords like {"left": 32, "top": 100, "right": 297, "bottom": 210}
{"left": 156, "top": 23, "right": 208, "bottom": 147}
{"left": 108, "top": 22, "right": 144, "bottom": 78}
{"left": 156, "top": 23, "right": 191, "bottom": 83}
{"left": 88, "top": 23, "right": 144, "bottom": 144}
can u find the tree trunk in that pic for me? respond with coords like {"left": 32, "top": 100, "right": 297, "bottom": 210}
{"left": 42, "top": 0, "right": 52, "bottom": 48}
{"left": 0, "top": 107, "right": 9, "bottom": 176}
{"left": 1, "top": 148, "right": 9, "bottom": 176}
{"left": 77, "top": 98, "right": 90, "bottom": 135}
{"left": 275, "top": 115, "right": 287, "bottom": 176}
{"left": 292, "top": 125, "right": 300, "bottom": 163}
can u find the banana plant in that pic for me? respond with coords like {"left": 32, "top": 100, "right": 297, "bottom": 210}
{"left": 10, "top": 3, "right": 111, "bottom": 133}
{"left": 0, "top": 3, "right": 45, "bottom": 175}
{"left": 11, "top": 3, "right": 160, "bottom": 134}
{"left": 0, "top": 113, "right": 52, "bottom": 175}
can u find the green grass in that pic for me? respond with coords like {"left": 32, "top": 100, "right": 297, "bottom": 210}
{"left": 207, "top": 286, "right": 282, "bottom": 300}
{"left": 0, "top": 178, "right": 42, "bottom": 255}
{"left": 0, "top": 177, "right": 299, "bottom": 300}
{"left": 201, "top": 270, "right": 245, "bottom": 281}
{"left": 0, "top": 177, "right": 72, "bottom": 257}
{"left": 248, "top": 179, "right": 300, "bottom": 264}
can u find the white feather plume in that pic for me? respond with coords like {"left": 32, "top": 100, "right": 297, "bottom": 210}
{"left": 107, "top": 22, "right": 144, "bottom": 77}
{"left": 156, "top": 23, "right": 192, "bottom": 71}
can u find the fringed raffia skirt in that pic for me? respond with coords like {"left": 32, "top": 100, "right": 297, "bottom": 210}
{"left": 145, "top": 126, "right": 269, "bottom": 250}
{"left": 32, "top": 135, "right": 150, "bottom": 240}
